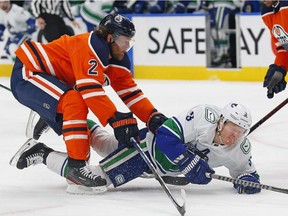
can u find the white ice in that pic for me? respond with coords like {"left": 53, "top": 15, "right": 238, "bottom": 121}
{"left": 0, "top": 77, "right": 287, "bottom": 216}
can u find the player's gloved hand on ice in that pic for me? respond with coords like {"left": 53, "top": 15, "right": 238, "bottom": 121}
{"left": 263, "top": 64, "right": 287, "bottom": 98}
{"left": 234, "top": 172, "right": 261, "bottom": 194}
{"left": 108, "top": 111, "right": 139, "bottom": 147}
{"left": 147, "top": 109, "right": 168, "bottom": 134}
{"left": 178, "top": 151, "right": 214, "bottom": 185}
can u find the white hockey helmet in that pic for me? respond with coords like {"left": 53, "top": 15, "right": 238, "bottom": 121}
{"left": 220, "top": 102, "right": 252, "bottom": 131}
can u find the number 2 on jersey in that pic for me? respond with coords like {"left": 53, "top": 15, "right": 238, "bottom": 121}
{"left": 88, "top": 59, "right": 98, "bottom": 76}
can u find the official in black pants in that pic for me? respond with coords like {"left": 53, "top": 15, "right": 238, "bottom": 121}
{"left": 30, "top": 0, "right": 79, "bottom": 42}
{"left": 40, "top": 13, "right": 74, "bottom": 42}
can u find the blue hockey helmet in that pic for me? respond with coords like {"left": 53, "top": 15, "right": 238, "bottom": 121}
{"left": 99, "top": 13, "right": 135, "bottom": 38}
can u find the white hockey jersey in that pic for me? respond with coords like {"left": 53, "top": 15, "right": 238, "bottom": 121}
{"left": 146, "top": 104, "right": 256, "bottom": 178}
{"left": 0, "top": 4, "right": 33, "bottom": 34}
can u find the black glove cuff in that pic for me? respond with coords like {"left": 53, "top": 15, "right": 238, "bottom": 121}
{"left": 269, "top": 64, "right": 287, "bottom": 77}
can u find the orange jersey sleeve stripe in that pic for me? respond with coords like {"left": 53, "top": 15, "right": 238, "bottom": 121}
{"left": 17, "top": 41, "right": 58, "bottom": 77}
{"left": 129, "top": 97, "right": 155, "bottom": 123}
{"left": 24, "top": 41, "right": 52, "bottom": 74}
{"left": 76, "top": 78, "right": 106, "bottom": 99}
{"left": 75, "top": 78, "right": 117, "bottom": 125}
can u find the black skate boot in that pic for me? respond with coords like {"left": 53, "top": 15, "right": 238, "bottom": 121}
{"left": 9, "top": 138, "right": 53, "bottom": 169}
{"left": 66, "top": 158, "right": 107, "bottom": 194}
{"left": 33, "top": 118, "right": 50, "bottom": 140}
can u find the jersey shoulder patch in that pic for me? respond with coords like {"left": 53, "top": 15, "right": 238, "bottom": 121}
{"left": 204, "top": 107, "right": 217, "bottom": 124}
{"left": 240, "top": 138, "right": 251, "bottom": 155}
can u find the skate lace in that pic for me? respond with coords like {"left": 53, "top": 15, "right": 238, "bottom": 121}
{"left": 26, "top": 153, "right": 44, "bottom": 166}
{"left": 79, "top": 167, "right": 98, "bottom": 180}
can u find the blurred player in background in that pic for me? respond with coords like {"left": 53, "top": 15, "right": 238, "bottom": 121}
{"left": 262, "top": 0, "right": 287, "bottom": 98}
{"left": 11, "top": 102, "right": 261, "bottom": 195}
{"left": 0, "top": 0, "right": 35, "bottom": 61}
{"left": 203, "top": 0, "right": 245, "bottom": 67}
{"left": 112, "top": 0, "right": 168, "bottom": 14}
{"left": 70, "top": 0, "right": 113, "bottom": 32}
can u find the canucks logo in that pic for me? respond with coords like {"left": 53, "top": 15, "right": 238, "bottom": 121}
{"left": 240, "top": 139, "right": 251, "bottom": 155}
{"left": 272, "top": 25, "right": 288, "bottom": 51}
{"left": 115, "top": 174, "right": 125, "bottom": 185}
{"left": 205, "top": 108, "right": 216, "bottom": 124}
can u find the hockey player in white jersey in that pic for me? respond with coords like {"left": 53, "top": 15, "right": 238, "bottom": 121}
{"left": 0, "top": 0, "right": 35, "bottom": 60}
{"left": 10, "top": 102, "right": 261, "bottom": 195}
{"left": 70, "top": 0, "right": 113, "bottom": 32}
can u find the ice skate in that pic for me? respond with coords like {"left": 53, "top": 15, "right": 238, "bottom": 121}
{"left": 9, "top": 138, "right": 52, "bottom": 169}
{"left": 26, "top": 110, "right": 50, "bottom": 140}
{"left": 66, "top": 165, "right": 107, "bottom": 195}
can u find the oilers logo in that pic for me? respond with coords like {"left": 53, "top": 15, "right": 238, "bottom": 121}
{"left": 272, "top": 25, "right": 288, "bottom": 50}
{"left": 114, "top": 14, "right": 123, "bottom": 23}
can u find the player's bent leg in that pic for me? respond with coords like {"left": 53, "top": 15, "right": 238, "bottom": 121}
{"left": 57, "top": 90, "right": 90, "bottom": 161}
{"left": 11, "top": 61, "right": 71, "bottom": 136}
{"left": 88, "top": 119, "right": 118, "bottom": 157}
{"left": 9, "top": 138, "right": 53, "bottom": 169}
{"left": 44, "top": 151, "right": 108, "bottom": 195}
{"left": 57, "top": 90, "right": 108, "bottom": 191}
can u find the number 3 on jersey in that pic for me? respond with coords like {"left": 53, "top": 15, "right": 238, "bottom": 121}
{"left": 88, "top": 59, "right": 98, "bottom": 76}
{"left": 186, "top": 111, "right": 194, "bottom": 121}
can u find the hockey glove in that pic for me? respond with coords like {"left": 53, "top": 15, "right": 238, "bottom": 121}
{"left": 263, "top": 64, "right": 287, "bottom": 99}
{"left": 108, "top": 111, "right": 139, "bottom": 147}
{"left": 178, "top": 152, "right": 214, "bottom": 185}
{"left": 234, "top": 172, "right": 261, "bottom": 194}
{"left": 147, "top": 109, "right": 168, "bottom": 134}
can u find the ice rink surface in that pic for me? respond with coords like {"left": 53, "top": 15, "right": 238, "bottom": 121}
{"left": 0, "top": 77, "right": 287, "bottom": 216}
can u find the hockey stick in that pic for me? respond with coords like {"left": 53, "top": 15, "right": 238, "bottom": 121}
{"left": 131, "top": 138, "right": 186, "bottom": 216}
{"left": 0, "top": 83, "right": 11, "bottom": 91}
{"left": 249, "top": 98, "right": 288, "bottom": 134}
{"left": 207, "top": 173, "right": 288, "bottom": 194}
{"left": 162, "top": 172, "right": 288, "bottom": 194}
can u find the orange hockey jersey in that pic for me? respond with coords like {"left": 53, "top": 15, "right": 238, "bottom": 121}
{"left": 262, "top": 1, "right": 288, "bottom": 70}
{"left": 15, "top": 32, "right": 155, "bottom": 126}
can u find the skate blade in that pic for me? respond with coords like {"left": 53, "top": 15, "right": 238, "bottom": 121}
{"left": 66, "top": 183, "right": 107, "bottom": 195}
{"left": 9, "top": 138, "right": 38, "bottom": 166}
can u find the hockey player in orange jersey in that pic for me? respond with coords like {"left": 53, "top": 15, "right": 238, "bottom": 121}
{"left": 262, "top": 0, "right": 288, "bottom": 98}
{"left": 10, "top": 13, "right": 167, "bottom": 193}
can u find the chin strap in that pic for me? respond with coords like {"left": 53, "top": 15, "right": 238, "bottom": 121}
{"left": 216, "top": 117, "right": 225, "bottom": 145}
{"left": 216, "top": 130, "right": 224, "bottom": 145}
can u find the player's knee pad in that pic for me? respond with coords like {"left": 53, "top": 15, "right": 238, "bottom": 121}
{"left": 99, "top": 143, "right": 150, "bottom": 187}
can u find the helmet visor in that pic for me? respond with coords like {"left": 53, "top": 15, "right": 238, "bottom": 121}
{"left": 113, "top": 33, "right": 135, "bottom": 52}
